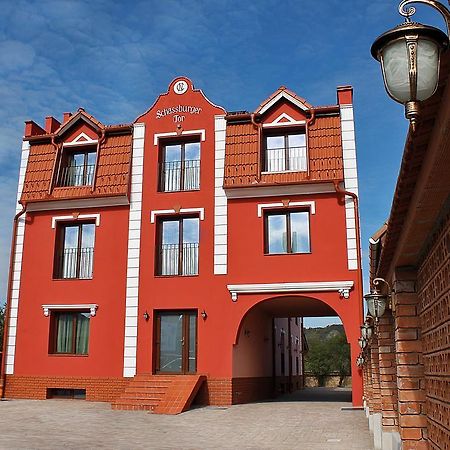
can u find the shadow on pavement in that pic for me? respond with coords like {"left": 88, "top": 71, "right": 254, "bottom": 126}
{"left": 266, "top": 387, "right": 352, "bottom": 403}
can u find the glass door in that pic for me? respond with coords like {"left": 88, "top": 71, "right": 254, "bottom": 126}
{"left": 154, "top": 311, "right": 197, "bottom": 374}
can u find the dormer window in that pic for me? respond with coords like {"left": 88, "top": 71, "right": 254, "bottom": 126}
{"left": 57, "top": 146, "right": 96, "bottom": 187}
{"left": 264, "top": 131, "right": 307, "bottom": 173}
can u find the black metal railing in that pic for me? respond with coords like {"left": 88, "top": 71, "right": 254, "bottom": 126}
{"left": 57, "top": 164, "right": 95, "bottom": 187}
{"left": 265, "top": 147, "right": 307, "bottom": 172}
{"left": 55, "top": 247, "right": 94, "bottom": 279}
{"left": 160, "top": 160, "right": 200, "bottom": 192}
{"left": 159, "top": 243, "right": 199, "bottom": 276}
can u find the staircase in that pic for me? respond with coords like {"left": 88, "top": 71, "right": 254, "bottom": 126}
{"left": 112, "top": 374, "right": 205, "bottom": 414}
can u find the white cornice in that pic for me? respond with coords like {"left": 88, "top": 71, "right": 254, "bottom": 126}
{"left": 227, "top": 281, "right": 354, "bottom": 301}
{"left": 42, "top": 304, "right": 98, "bottom": 317}
{"left": 225, "top": 183, "right": 337, "bottom": 199}
{"left": 26, "top": 196, "right": 129, "bottom": 212}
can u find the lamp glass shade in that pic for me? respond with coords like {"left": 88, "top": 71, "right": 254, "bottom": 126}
{"left": 364, "top": 293, "right": 387, "bottom": 319}
{"left": 382, "top": 39, "right": 411, "bottom": 102}
{"left": 416, "top": 38, "right": 440, "bottom": 100}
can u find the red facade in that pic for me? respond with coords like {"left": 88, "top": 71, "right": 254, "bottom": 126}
{"left": 2, "top": 77, "right": 363, "bottom": 408}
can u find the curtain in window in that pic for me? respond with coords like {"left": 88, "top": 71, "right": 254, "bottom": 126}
{"left": 75, "top": 313, "right": 90, "bottom": 354}
{"left": 56, "top": 313, "right": 74, "bottom": 353}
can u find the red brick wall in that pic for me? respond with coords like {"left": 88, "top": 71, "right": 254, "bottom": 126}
{"left": 418, "top": 212, "right": 450, "bottom": 450}
{"left": 232, "top": 377, "right": 273, "bottom": 404}
{"left": 4, "top": 375, "right": 129, "bottom": 402}
{"left": 194, "top": 378, "right": 233, "bottom": 406}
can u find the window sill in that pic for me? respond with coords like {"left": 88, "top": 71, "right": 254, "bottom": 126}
{"left": 48, "top": 353, "right": 89, "bottom": 357}
{"left": 154, "top": 274, "right": 199, "bottom": 278}
{"left": 157, "top": 189, "right": 200, "bottom": 194}
{"left": 263, "top": 252, "right": 311, "bottom": 256}
{"left": 52, "top": 278, "right": 93, "bottom": 281}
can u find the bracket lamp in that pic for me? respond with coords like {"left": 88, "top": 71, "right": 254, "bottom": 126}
{"left": 371, "top": 0, "right": 450, "bottom": 130}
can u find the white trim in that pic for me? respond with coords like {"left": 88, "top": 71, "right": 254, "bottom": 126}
{"left": 5, "top": 141, "right": 30, "bottom": 375}
{"left": 214, "top": 115, "right": 227, "bottom": 274}
{"left": 150, "top": 207, "right": 205, "bottom": 223}
{"left": 227, "top": 281, "right": 354, "bottom": 301}
{"left": 63, "top": 132, "right": 98, "bottom": 147}
{"left": 51, "top": 213, "right": 100, "bottom": 228}
{"left": 122, "top": 123, "right": 145, "bottom": 378}
{"left": 263, "top": 113, "right": 306, "bottom": 128}
{"left": 257, "top": 201, "right": 315, "bottom": 217}
{"left": 42, "top": 304, "right": 98, "bottom": 317}
{"left": 153, "top": 129, "right": 206, "bottom": 145}
{"left": 25, "top": 196, "right": 129, "bottom": 212}
{"left": 339, "top": 103, "right": 360, "bottom": 271}
{"left": 259, "top": 91, "right": 309, "bottom": 114}
{"left": 225, "top": 183, "right": 336, "bottom": 199}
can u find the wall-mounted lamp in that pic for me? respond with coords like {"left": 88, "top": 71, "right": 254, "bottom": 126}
{"left": 360, "top": 321, "right": 374, "bottom": 340}
{"left": 371, "top": 0, "right": 450, "bottom": 130}
{"left": 364, "top": 277, "right": 392, "bottom": 321}
{"left": 201, "top": 310, "right": 208, "bottom": 320}
{"left": 356, "top": 354, "right": 365, "bottom": 367}
{"left": 358, "top": 337, "right": 368, "bottom": 349}
{"left": 143, "top": 311, "right": 150, "bottom": 321}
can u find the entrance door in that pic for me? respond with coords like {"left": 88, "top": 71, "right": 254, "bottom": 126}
{"left": 154, "top": 311, "right": 197, "bottom": 374}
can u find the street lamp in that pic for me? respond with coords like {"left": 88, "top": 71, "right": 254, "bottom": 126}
{"left": 364, "top": 278, "right": 392, "bottom": 321}
{"left": 371, "top": 0, "right": 450, "bottom": 129}
{"left": 361, "top": 321, "right": 374, "bottom": 340}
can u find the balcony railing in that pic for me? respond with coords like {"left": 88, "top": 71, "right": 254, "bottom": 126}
{"left": 55, "top": 247, "right": 94, "bottom": 279}
{"left": 57, "top": 164, "right": 95, "bottom": 187}
{"left": 160, "top": 160, "right": 200, "bottom": 192}
{"left": 265, "top": 147, "right": 307, "bottom": 172}
{"left": 159, "top": 243, "right": 199, "bottom": 276}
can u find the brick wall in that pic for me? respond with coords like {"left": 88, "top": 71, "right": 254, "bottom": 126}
{"left": 369, "top": 334, "right": 382, "bottom": 414}
{"left": 194, "top": 378, "right": 233, "bottom": 406}
{"left": 418, "top": 212, "right": 450, "bottom": 450}
{"left": 4, "top": 375, "right": 129, "bottom": 402}
{"left": 232, "top": 377, "right": 273, "bottom": 404}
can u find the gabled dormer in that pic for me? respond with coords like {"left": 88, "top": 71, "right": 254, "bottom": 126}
{"left": 20, "top": 109, "right": 133, "bottom": 209}
{"left": 223, "top": 86, "right": 345, "bottom": 190}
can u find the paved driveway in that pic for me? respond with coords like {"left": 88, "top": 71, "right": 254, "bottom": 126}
{"left": 0, "top": 388, "right": 373, "bottom": 449}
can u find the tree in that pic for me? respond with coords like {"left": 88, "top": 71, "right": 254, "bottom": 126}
{"left": 304, "top": 326, "right": 350, "bottom": 386}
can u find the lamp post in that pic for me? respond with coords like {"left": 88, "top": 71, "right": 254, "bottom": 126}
{"left": 371, "top": 0, "right": 450, "bottom": 129}
{"left": 364, "top": 278, "right": 392, "bottom": 321}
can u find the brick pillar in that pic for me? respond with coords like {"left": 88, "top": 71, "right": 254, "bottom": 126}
{"left": 377, "top": 311, "right": 399, "bottom": 432}
{"left": 393, "top": 270, "right": 428, "bottom": 449}
{"left": 370, "top": 334, "right": 382, "bottom": 414}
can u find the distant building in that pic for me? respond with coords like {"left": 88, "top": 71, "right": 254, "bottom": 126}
{"left": 1, "top": 77, "right": 362, "bottom": 412}
{"left": 363, "top": 55, "right": 450, "bottom": 448}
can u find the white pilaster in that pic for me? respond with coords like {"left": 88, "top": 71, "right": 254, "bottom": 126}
{"left": 214, "top": 115, "right": 227, "bottom": 274}
{"left": 339, "top": 104, "right": 359, "bottom": 271}
{"left": 6, "top": 140, "right": 30, "bottom": 375}
{"left": 123, "top": 123, "right": 145, "bottom": 377}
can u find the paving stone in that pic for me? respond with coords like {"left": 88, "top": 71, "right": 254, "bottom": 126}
{"left": 0, "top": 388, "right": 373, "bottom": 449}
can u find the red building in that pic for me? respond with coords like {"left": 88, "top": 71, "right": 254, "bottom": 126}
{"left": 1, "top": 77, "right": 363, "bottom": 411}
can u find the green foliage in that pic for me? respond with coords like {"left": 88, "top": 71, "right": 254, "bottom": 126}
{"left": 304, "top": 324, "right": 350, "bottom": 386}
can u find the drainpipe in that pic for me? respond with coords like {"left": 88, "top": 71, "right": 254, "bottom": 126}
{"left": 91, "top": 129, "right": 106, "bottom": 192}
{"left": 250, "top": 113, "right": 262, "bottom": 182}
{"left": 1, "top": 202, "right": 27, "bottom": 398}
{"left": 333, "top": 181, "right": 364, "bottom": 324}
{"left": 48, "top": 136, "right": 61, "bottom": 195}
{"left": 305, "top": 109, "right": 316, "bottom": 179}
{"left": 288, "top": 318, "right": 293, "bottom": 393}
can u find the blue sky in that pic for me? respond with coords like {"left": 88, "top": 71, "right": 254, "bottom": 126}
{"left": 0, "top": 1, "right": 444, "bottom": 327}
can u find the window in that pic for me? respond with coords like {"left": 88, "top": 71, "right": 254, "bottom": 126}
{"left": 264, "top": 132, "right": 306, "bottom": 172}
{"left": 54, "top": 222, "right": 95, "bottom": 279}
{"left": 157, "top": 216, "right": 199, "bottom": 276}
{"left": 57, "top": 147, "right": 96, "bottom": 187}
{"left": 159, "top": 140, "right": 200, "bottom": 192}
{"left": 265, "top": 210, "right": 310, "bottom": 254}
{"left": 47, "top": 388, "right": 86, "bottom": 399}
{"left": 49, "top": 311, "right": 90, "bottom": 355}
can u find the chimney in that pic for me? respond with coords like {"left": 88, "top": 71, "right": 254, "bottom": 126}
{"left": 45, "top": 116, "right": 61, "bottom": 133}
{"left": 337, "top": 85, "right": 353, "bottom": 106}
{"left": 24, "top": 120, "right": 46, "bottom": 138}
{"left": 63, "top": 112, "right": 72, "bottom": 123}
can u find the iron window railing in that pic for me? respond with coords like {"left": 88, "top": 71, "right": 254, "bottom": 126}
{"left": 160, "top": 159, "right": 200, "bottom": 192}
{"left": 159, "top": 243, "right": 199, "bottom": 276}
{"left": 55, "top": 247, "right": 94, "bottom": 279}
{"left": 57, "top": 164, "right": 96, "bottom": 187}
{"left": 265, "top": 146, "right": 307, "bottom": 172}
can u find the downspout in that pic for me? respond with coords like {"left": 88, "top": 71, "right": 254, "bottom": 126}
{"left": 251, "top": 113, "right": 262, "bottom": 182}
{"left": 1, "top": 202, "right": 27, "bottom": 398}
{"left": 288, "top": 318, "right": 293, "bottom": 393}
{"left": 333, "top": 181, "right": 364, "bottom": 324}
{"left": 305, "top": 108, "right": 316, "bottom": 179}
{"left": 48, "top": 136, "right": 60, "bottom": 195}
{"left": 91, "top": 129, "right": 106, "bottom": 192}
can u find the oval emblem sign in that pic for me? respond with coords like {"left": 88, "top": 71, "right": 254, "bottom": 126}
{"left": 174, "top": 80, "right": 188, "bottom": 95}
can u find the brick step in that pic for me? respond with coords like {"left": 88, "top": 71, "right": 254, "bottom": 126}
{"left": 123, "top": 386, "right": 168, "bottom": 393}
{"left": 117, "top": 394, "right": 165, "bottom": 402}
{"left": 112, "top": 403, "right": 155, "bottom": 411}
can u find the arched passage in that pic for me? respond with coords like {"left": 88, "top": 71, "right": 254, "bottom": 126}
{"left": 231, "top": 294, "right": 363, "bottom": 406}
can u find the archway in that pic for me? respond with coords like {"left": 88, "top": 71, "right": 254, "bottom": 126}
{"left": 231, "top": 295, "right": 363, "bottom": 406}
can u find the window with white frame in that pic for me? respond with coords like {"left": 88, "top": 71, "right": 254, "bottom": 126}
{"left": 264, "top": 131, "right": 307, "bottom": 172}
